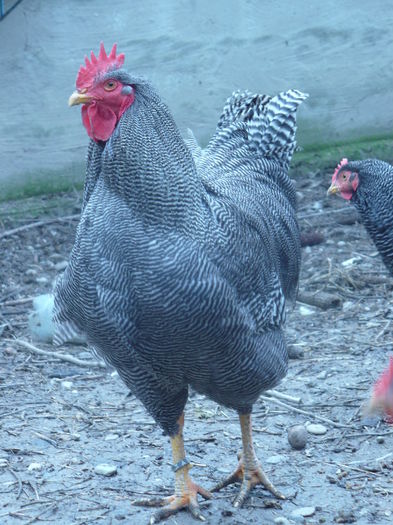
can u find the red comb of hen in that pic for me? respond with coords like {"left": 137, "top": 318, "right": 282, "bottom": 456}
{"left": 332, "top": 158, "right": 349, "bottom": 181}
{"left": 373, "top": 357, "right": 393, "bottom": 398}
{"left": 76, "top": 43, "right": 125, "bottom": 90}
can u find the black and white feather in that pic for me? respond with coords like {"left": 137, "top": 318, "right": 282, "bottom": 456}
{"left": 54, "top": 75, "right": 307, "bottom": 435}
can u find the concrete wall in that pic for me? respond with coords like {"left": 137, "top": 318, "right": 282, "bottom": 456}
{"left": 1, "top": 0, "right": 393, "bottom": 198}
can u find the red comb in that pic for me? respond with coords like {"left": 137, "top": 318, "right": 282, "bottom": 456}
{"left": 332, "top": 158, "right": 349, "bottom": 180}
{"left": 76, "top": 43, "right": 125, "bottom": 89}
{"left": 373, "top": 357, "right": 393, "bottom": 398}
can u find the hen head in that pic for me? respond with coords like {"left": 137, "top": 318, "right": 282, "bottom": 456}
{"left": 366, "top": 357, "right": 393, "bottom": 424}
{"left": 69, "top": 43, "right": 135, "bottom": 142}
{"left": 327, "top": 158, "right": 359, "bottom": 200}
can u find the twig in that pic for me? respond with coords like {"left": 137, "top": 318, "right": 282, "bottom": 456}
{"left": 297, "top": 290, "right": 342, "bottom": 310}
{"left": 260, "top": 395, "right": 351, "bottom": 428}
{"left": 4, "top": 339, "right": 106, "bottom": 369}
{"left": 265, "top": 390, "right": 302, "bottom": 405}
{"left": 0, "top": 214, "right": 79, "bottom": 240}
{"left": 0, "top": 297, "right": 34, "bottom": 308}
{"left": 8, "top": 468, "right": 23, "bottom": 499}
{"left": 22, "top": 502, "right": 57, "bottom": 525}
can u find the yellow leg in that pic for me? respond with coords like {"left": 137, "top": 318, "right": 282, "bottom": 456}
{"left": 132, "top": 413, "right": 211, "bottom": 523}
{"left": 212, "top": 413, "right": 285, "bottom": 507}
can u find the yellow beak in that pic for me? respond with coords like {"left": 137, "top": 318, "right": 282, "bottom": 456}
{"left": 68, "top": 91, "right": 93, "bottom": 107}
{"left": 327, "top": 183, "right": 339, "bottom": 196}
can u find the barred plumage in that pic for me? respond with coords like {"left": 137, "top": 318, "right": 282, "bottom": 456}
{"left": 330, "top": 159, "right": 393, "bottom": 276}
{"left": 54, "top": 71, "right": 307, "bottom": 436}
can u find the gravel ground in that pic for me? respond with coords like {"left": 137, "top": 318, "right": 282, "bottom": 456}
{"left": 0, "top": 169, "right": 392, "bottom": 525}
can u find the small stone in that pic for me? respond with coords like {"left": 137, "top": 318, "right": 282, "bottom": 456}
{"left": 274, "top": 517, "right": 292, "bottom": 525}
{"left": 274, "top": 518, "right": 291, "bottom": 525}
{"left": 0, "top": 458, "right": 8, "bottom": 468}
{"left": 299, "top": 305, "right": 314, "bottom": 316}
{"left": 54, "top": 260, "right": 68, "bottom": 271}
{"left": 266, "top": 455, "right": 285, "bottom": 464}
{"left": 28, "top": 462, "right": 43, "bottom": 471}
{"left": 376, "top": 436, "right": 384, "bottom": 444}
{"left": 288, "top": 345, "right": 304, "bottom": 359}
{"left": 306, "top": 423, "right": 327, "bottom": 435}
{"left": 334, "top": 509, "right": 356, "bottom": 523}
{"left": 61, "top": 381, "right": 73, "bottom": 389}
{"left": 292, "top": 507, "right": 316, "bottom": 518}
{"left": 105, "top": 433, "right": 120, "bottom": 441}
{"left": 94, "top": 464, "right": 117, "bottom": 477}
{"left": 316, "top": 370, "right": 328, "bottom": 380}
{"left": 36, "top": 276, "right": 49, "bottom": 284}
{"left": 288, "top": 425, "right": 308, "bottom": 450}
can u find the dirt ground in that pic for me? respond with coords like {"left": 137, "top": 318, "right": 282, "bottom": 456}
{"left": 0, "top": 168, "right": 392, "bottom": 525}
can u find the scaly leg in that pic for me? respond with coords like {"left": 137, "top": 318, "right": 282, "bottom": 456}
{"left": 212, "top": 413, "right": 285, "bottom": 507}
{"left": 132, "top": 413, "right": 212, "bottom": 523}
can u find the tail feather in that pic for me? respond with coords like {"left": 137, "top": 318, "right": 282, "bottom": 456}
{"left": 216, "top": 90, "right": 272, "bottom": 129}
{"left": 248, "top": 89, "right": 308, "bottom": 166}
{"left": 209, "top": 89, "right": 308, "bottom": 168}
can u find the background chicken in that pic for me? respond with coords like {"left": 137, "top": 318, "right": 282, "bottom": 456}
{"left": 53, "top": 43, "right": 307, "bottom": 522}
{"left": 366, "top": 357, "right": 393, "bottom": 424}
{"left": 328, "top": 158, "right": 393, "bottom": 275}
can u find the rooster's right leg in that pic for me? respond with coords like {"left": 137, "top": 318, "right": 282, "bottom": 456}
{"left": 132, "top": 413, "right": 211, "bottom": 523}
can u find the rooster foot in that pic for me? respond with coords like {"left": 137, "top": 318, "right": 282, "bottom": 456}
{"left": 212, "top": 453, "right": 285, "bottom": 507}
{"left": 132, "top": 478, "right": 212, "bottom": 523}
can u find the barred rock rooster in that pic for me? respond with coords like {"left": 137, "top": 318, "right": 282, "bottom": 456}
{"left": 328, "top": 158, "right": 393, "bottom": 275}
{"left": 54, "top": 43, "right": 307, "bottom": 522}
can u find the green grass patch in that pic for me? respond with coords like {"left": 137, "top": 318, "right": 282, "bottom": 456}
{"left": 0, "top": 162, "right": 85, "bottom": 203}
{"left": 1, "top": 134, "right": 393, "bottom": 203}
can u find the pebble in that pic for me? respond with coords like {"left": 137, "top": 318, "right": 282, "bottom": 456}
{"left": 36, "top": 276, "right": 49, "bottom": 284}
{"left": 94, "top": 464, "right": 118, "bottom": 477}
{"left": 306, "top": 423, "right": 327, "bottom": 435}
{"left": 288, "top": 345, "right": 304, "bottom": 359}
{"left": 288, "top": 425, "right": 308, "bottom": 450}
{"left": 54, "top": 260, "right": 68, "bottom": 271}
{"left": 316, "top": 370, "right": 328, "bottom": 380}
{"left": 299, "top": 305, "right": 314, "bottom": 316}
{"left": 291, "top": 507, "right": 316, "bottom": 518}
{"left": 27, "top": 462, "right": 43, "bottom": 471}
{"left": 274, "top": 518, "right": 293, "bottom": 525}
{"left": 266, "top": 454, "right": 285, "bottom": 464}
{"left": 105, "top": 433, "right": 120, "bottom": 441}
{"left": 61, "top": 380, "right": 73, "bottom": 389}
{"left": 376, "top": 436, "right": 384, "bottom": 444}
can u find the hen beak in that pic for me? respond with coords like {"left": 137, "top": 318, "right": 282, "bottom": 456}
{"left": 327, "top": 183, "right": 339, "bottom": 196}
{"left": 68, "top": 91, "right": 93, "bottom": 107}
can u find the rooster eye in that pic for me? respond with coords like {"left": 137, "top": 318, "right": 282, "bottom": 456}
{"left": 104, "top": 80, "right": 117, "bottom": 91}
{"left": 342, "top": 174, "right": 347, "bottom": 180}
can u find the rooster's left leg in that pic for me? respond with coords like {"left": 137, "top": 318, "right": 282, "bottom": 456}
{"left": 212, "top": 413, "right": 285, "bottom": 507}
{"left": 132, "top": 413, "right": 211, "bottom": 523}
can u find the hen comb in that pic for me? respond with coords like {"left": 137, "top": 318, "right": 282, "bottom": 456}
{"left": 332, "top": 158, "right": 349, "bottom": 181}
{"left": 373, "top": 357, "right": 393, "bottom": 398}
{"left": 76, "top": 43, "right": 125, "bottom": 89}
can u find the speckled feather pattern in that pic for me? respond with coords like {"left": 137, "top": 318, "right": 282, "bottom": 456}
{"left": 54, "top": 73, "right": 307, "bottom": 435}
{"left": 349, "top": 159, "right": 393, "bottom": 275}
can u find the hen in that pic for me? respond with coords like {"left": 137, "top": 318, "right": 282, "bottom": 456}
{"left": 328, "top": 158, "right": 393, "bottom": 275}
{"left": 54, "top": 43, "right": 307, "bottom": 521}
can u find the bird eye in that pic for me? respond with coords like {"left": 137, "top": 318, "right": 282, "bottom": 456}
{"left": 104, "top": 80, "right": 117, "bottom": 91}
{"left": 342, "top": 174, "right": 347, "bottom": 180}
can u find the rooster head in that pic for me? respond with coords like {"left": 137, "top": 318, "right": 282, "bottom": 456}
{"left": 327, "top": 158, "right": 359, "bottom": 200}
{"left": 365, "top": 357, "right": 393, "bottom": 424}
{"left": 69, "top": 43, "right": 135, "bottom": 142}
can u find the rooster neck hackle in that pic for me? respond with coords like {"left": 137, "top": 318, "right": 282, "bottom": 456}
{"left": 98, "top": 81, "right": 203, "bottom": 232}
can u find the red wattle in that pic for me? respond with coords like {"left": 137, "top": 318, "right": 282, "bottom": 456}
{"left": 81, "top": 93, "right": 135, "bottom": 142}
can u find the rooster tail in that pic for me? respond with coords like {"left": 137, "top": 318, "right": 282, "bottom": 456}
{"left": 248, "top": 89, "right": 308, "bottom": 167}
